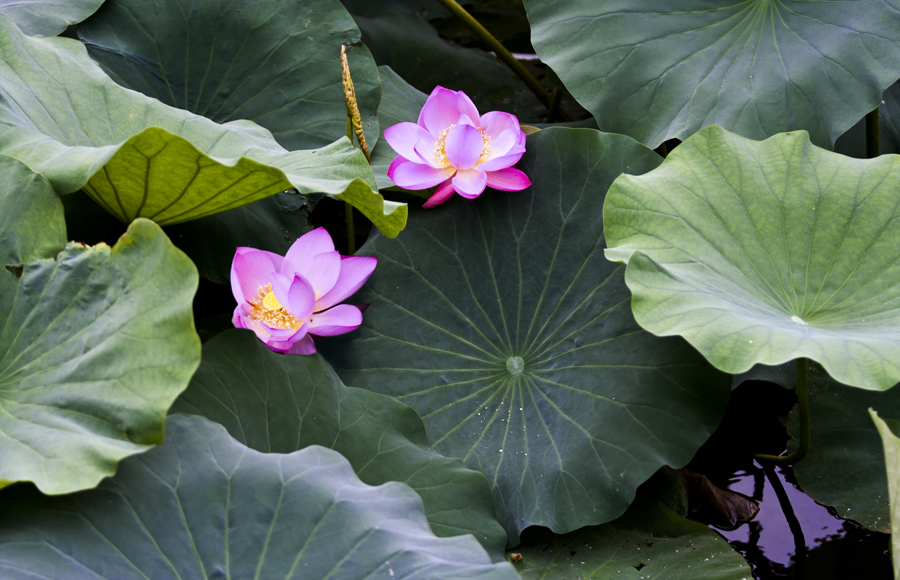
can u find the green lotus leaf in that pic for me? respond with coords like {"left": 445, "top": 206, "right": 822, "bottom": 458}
{"left": 165, "top": 191, "right": 313, "bottom": 284}
{"left": 78, "top": 0, "right": 380, "bottom": 151}
{"left": 787, "top": 363, "right": 898, "bottom": 532}
{"left": 524, "top": 0, "right": 900, "bottom": 149}
{"left": 731, "top": 361, "right": 796, "bottom": 390}
{"left": 511, "top": 496, "right": 751, "bottom": 579}
{"left": 0, "top": 155, "right": 66, "bottom": 267}
{"left": 341, "top": 0, "right": 447, "bottom": 19}
{"left": 354, "top": 11, "right": 544, "bottom": 121}
{"left": 835, "top": 81, "right": 900, "bottom": 158}
{"left": 0, "top": 0, "right": 103, "bottom": 36}
{"left": 370, "top": 65, "right": 429, "bottom": 190}
{"left": 171, "top": 330, "right": 509, "bottom": 561}
{"left": 604, "top": 126, "right": 900, "bottom": 391}
{"left": 0, "top": 218, "right": 200, "bottom": 494}
{"left": 870, "top": 410, "right": 900, "bottom": 580}
{"left": 0, "top": 414, "right": 519, "bottom": 580}
{"left": 321, "top": 127, "right": 732, "bottom": 542}
{"left": 0, "top": 15, "right": 406, "bottom": 235}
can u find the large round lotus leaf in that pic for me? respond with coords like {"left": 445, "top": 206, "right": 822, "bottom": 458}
{"left": 731, "top": 361, "right": 796, "bottom": 391}
{"left": 0, "top": 15, "right": 405, "bottom": 236}
{"left": 171, "top": 330, "right": 509, "bottom": 561}
{"left": 0, "top": 0, "right": 103, "bottom": 36}
{"left": 165, "top": 191, "right": 313, "bottom": 283}
{"left": 605, "top": 125, "right": 900, "bottom": 391}
{"left": 0, "top": 219, "right": 200, "bottom": 494}
{"left": 0, "top": 155, "right": 66, "bottom": 267}
{"left": 835, "top": 80, "right": 900, "bottom": 158}
{"left": 341, "top": 0, "right": 447, "bottom": 18}
{"left": 787, "top": 363, "right": 898, "bottom": 532}
{"left": 78, "top": 0, "right": 381, "bottom": 151}
{"left": 0, "top": 414, "right": 519, "bottom": 580}
{"left": 321, "top": 127, "right": 732, "bottom": 542}
{"left": 870, "top": 410, "right": 900, "bottom": 580}
{"left": 370, "top": 65, "right": 429, "bottom": 190}
{"left": 524, "top": 0, "right": 900, "bottom": 149}
{"left": 511, "top": 496, "right": 750, "bottom": 579}
{"left": 354, "top": 12, "right": 543, "bottom": 122}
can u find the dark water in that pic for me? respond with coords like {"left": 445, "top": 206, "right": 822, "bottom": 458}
{"left": 718, "top": 462, "right": 891, "bottom": 579}
{"left": 688, "top": 382, "right": 892, "bottom": 580}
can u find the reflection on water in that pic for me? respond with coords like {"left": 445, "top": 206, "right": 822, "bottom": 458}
{"left": 718, "top": 462, "right": 891, "bottom": 579}
{"left": 687, "top": 381, "right": 892, "bottom": 579}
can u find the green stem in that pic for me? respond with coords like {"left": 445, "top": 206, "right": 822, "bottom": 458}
{"left": 548, "top": 88, "right": 562, "bottom": 123}
{"left": 345, "top": 204, "right": 356, "bottom": 255}
{"left": 866, "top": 107, "right": 880, "bottom": 158}
{"left": 755, "top": 358, "right": 810, "bottom": 466}
{"left": 435, "top": 0, "right": 552, "bottom": 110}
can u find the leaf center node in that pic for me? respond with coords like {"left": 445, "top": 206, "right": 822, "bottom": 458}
{"left": 506, "top": 356, "right": 525, "bottom": 375}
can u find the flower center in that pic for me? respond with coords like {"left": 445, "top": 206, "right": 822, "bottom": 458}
{"left": 433, "top": 124, "right": 491, "bottom": 168}
{"left": 249, "top": 284, "right": 302, "bottom": 329}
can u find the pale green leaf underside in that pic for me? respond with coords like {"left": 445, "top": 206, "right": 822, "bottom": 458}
{"left": 0, "top": 15, "right": 406, "bottom": 235}
{"left": 172, "top": 330, "right": 509, "bottom": 560}
{"left": 525, "top": 0, "right": 900, "bottom": 149}
{"left": 0, "top": 219, "right": 200, "bottom": 494}
{"left": 0, "top": 414, "right": 519, "bottom": 580}
{"left": 604, "top": 126, "right": 900, "bottom": 391}
{"left": 0, "top": 0, "right": 103, "bottom": 36}
{"left": 870, "top": 410, "right": 900, "bottom": 580}
{"left": 512, "top": 496, "right": 751, "bottom": 579}
{"left": 323, "top": 127, "right": 731, "bottom": 543}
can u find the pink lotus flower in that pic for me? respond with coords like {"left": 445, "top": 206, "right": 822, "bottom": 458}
{"left": 384, "top": 86, "right": 531, "bottom": 208}
{"left": 230, "top": 228, "right": 376, "bottom": 354}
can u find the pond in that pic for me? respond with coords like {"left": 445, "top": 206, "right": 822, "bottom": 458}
{"left": 692, "top": 381, "right": 893, "bottom": 580}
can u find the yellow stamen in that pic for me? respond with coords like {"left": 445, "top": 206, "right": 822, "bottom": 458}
{"left": 433, "top": 125, "right": 491, "bottom": 168}
{"left": 262, "top": 290, "right": 282, "bottom": 311}
{"left": 249, "top": 284, "right": 302, "bottom": 330}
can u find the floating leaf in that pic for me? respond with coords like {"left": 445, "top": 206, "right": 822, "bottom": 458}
{"left": 511, "top": 496, "right": 751, "bottom": 579}
{"left": 0, "top": 15, "right": 405, "bottom": 235}
{"left": 525, "top": 0, "right": 900, "bottom": 148}
{"left": 322, "top": 127, "right": 731, "bottom": 542}
{"left": 0, "top": 0, "right": 104, "bottom": 36}
{"left": 834, "top": 80, "right": 900, "bottom": 158}
{"left": 0, "top": 219, "right": 200, "bottom": 494}
{"left": 605, "top": 126, "right": 900, "bottom": 391}
{"left": 172, "top": 330, "right": 509, "bottom": 561}
{"left": 0, "top": 155, "right": 66, "bottom": 267}
{"left": 370, "top": 66, "right": 429, "bottom": 190}
{"left": 78, "top": 0, "right": 381, "bottom": 151}
{"left": 0, "top": 414, "right": 519, "bottom": 580}
{"left": 354, "top": 11, "right": 543, "bottom": 121}
{"left": 165, "top": 191, "right": 313, "bottom": 284}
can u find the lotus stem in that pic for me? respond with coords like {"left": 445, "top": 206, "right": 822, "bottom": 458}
{"left": 548, "top": 88, "right": 562, "bottom": 122}
{"left": 755, "top": 358, "right": 810, "bottom": 466}
{"left": 866, "top": 107, "right": 880, "bottom": 158}
{"left": 434, "top": 0, "right": 552, "bottom": 111}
